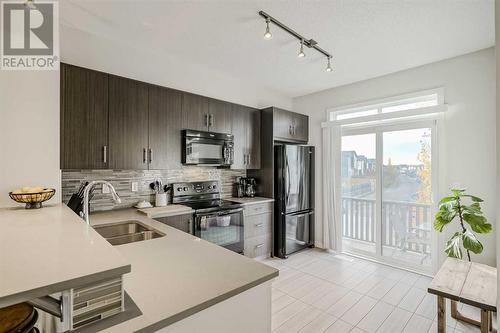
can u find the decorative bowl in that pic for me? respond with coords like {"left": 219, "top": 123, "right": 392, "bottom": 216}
{"left": 9, "top": 188, "right": 56, "bottom": 209}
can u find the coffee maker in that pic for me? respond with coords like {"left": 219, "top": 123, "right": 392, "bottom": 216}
{"left": 236, "top": 177, "right": 256, "bottom": 198}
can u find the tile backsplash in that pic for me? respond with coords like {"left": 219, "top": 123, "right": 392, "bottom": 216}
{"left": 62, "top": 168, "right": 246, "bottom": 212}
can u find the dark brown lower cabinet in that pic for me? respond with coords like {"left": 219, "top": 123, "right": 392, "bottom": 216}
{"left": 108, "top": 75, "right": 149, "bottom": 170}
{"left": 154, "top": 214, "right": 193, "bottom": 234}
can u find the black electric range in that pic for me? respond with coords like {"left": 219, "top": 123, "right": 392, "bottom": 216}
{"left": 172, "top": 181, "right": 244, "bottom": 253}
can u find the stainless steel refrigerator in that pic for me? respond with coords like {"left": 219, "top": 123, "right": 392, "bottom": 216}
{"left": 274, "top": 145, "right": 314, "bottom": 259}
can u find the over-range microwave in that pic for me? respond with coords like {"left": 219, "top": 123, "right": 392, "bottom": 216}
{"left": 182, "top": 130, "right": 234, "bottom": 166}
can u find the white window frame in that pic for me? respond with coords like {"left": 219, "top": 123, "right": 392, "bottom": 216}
{"left": 323, "top": 88, "right": 445, "bottom": 275}
{"left": 327, "top": 87, "right": 445, "bottom": 124}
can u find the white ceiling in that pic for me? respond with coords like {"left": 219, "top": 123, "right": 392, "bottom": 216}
{"left": 60, "top": 0, "right": 494, "bottom": 101}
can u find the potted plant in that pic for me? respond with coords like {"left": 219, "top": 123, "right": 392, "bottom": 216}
{"left": 433, "top": 189, "right": 492, "bottom": 261}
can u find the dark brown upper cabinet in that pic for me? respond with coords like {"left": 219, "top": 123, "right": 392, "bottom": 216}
{"left": 148, "top": 86, "right": 183, "bottom": 169}
{"left": 231, "top": 105, "right": 261, "bottom": 170}
{"left": 182, "top": 92, "right": 233, "bottom": 133}
{"left": 60, "top": 63, "right": 109, "bottom": 169}
{"left": 272, "top": 108, "right": 308, "bottom": 143}
{"left": 108, "top": 75, "right": 149, "bottom": 170}
{"left": 208, "top": 99, "right": 232, "bottom": 133}
{"left": 182, "top": 92, "right": 209, "bottom": 131}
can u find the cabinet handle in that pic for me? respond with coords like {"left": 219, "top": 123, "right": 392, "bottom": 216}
{"left": 204, "top": 114, "right": 209, "bottom": 127}
{"left": 289, "top": 125, "right": 293, "bottom": 135}
{"left": 148, "top": 148, "right": 152, "bottom": 163}
{"left": 209, "top": 114, "right": 214, "bottom": 127}
{"left": 248, "top": 154, "right": 251, "bottom": 166}
{"left": 255, "top": 223, "right": 264, "bottom": 227}
{"left": 103, "top": 145, "right": 107, "bottom": 163}
{"left": 143, "top": 148, "right": 146, "bottom": 163}
{"left": 293, "top": 125, "right": 296, "bottom": 136}
{"left": 255, "top": 243, "right": 264, "bottom": 248}
{"left": 244, "top": 154, "right": 247, "bottom": 165}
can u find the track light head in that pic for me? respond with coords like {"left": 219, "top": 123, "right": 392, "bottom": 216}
{"left": 264, "top": 18, "right": 272, "bottom": 40}
{"left": 25, "top": 0, "right": 36, "bottom": 9}
{"left": 326, "top": 57, "right": 333, "bottom": 72}
{"left": 298, "top": 40, "right": 306, "bottom": 58}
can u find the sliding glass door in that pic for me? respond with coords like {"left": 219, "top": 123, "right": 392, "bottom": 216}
{"left": 340, "top": 122, "right": 436, "bottom": 273}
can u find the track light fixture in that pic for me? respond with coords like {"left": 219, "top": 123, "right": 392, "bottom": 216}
{"left": 264, "top": 18, "right": 273, "bottom": 40}
{"left": 25, "top": 0, "right": 36, "bottom": 9}
{"left": 326, "top": 57, "right": 333, "bottom": 72}
{"left": 298, "top": 40, "right": 305, "bottom": 58}
{"left": 259, "top": 10, "right": 333, "bottom": 73}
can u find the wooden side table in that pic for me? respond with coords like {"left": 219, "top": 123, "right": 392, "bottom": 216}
{"left": 428, "top": 258, "right": 497, "bottom": 333}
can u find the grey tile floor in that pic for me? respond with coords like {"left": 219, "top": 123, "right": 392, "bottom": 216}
{"left": 259, "top": 248, "right": 496, "bottom": 333}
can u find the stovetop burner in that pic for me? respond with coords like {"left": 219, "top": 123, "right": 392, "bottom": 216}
{"left": 182, "top": 199, "right": 242, "bottom": 213}
{"left": 171, "top": 181, "right": 242, "bottom": 213}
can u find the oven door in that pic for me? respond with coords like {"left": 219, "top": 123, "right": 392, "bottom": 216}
{"left": 194, "top": 208, "right": 244, "bottom": 253}
{"left": 184, "top": 136, "right": 231, "bottom": 165}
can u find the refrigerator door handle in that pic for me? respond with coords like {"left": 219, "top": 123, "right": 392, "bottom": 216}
{"left": 285, "top": 153, "right": 291, "bottom": 207}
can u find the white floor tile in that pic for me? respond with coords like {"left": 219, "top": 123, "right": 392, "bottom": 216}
{"left": 356, "top": 301, "right": 395, "bottom": 333}
{"left": 382, "top": 281, "right": 412, "bottom": 306}
{"left": 297, "top": 313, "right": 338, "bottom": 333}
{"left": 340, "top": 295, "right": 378, "bottom": 326}
{"left": 376, "top": 307, "right": 412, "bottom": 333}
{"left": 351, "top": 328, "right": 368, "bottom": 333}
{"left": 274, "top": 305, "right": 322, "bottom": 333}
{"left": 402, "top": 313, "right": 433, "bottom": 333}
{"left": 326, "top": 290, "right": 364, "bottom": 317}
{"left": 415, "top": 294, "right": 437, "bottom": 320}
{"left": 272, "top": 288, "right": 286, "bottom": 301}
{"left": 398, "top": 287, "right": 426, "bottom": 312}
{"left": 366, "top": 279, "right": 397, "bottom": 299}
{"left": 309, "top": 284, "right": 350, "bottom": 311}
{"left": 354, "top": 274, "right": 384, "bottom": 294}
{"left": 324, "top": 319, "right": 353, "bottom": 333}
{"left": 272, "top": 300, "right": 308, "bottom": 331}
{"left": 413, "top": 275, "right": 432, "bottom": 290}
{"left": 272, "top": 294, "right": 296, "bottom": 314}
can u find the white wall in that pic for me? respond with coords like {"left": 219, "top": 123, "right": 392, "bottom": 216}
{"left": 0, "top": 70, "right": 61, "bottom": 208}
{"left": 60, "top": 25, "right": 292, "bottom": 110}
{"left": 293, "top": 48, "right": 497, "bottom": 268}
{"left": 495, "top": 0, "right": 499, "bottom": 326}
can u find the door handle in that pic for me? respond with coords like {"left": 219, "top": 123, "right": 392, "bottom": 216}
{"left": 143, "top": 148, "right": 146, "bottom": 163}
{"left": 103, "top": 145, "right": 107, "bottom": 163}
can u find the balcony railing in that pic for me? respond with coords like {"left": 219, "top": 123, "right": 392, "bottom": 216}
{"left": 341, "top": 197, "right": 432, "bottom": 254}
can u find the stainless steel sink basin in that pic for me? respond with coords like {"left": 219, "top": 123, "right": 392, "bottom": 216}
{"left": 93, "top": 220, "right": 165, "bottom": 245}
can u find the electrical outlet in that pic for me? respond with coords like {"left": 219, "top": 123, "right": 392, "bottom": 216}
{"left": 131, "top": 182, "right": 138, "bottom": 192}
{"left": 102, "top": 184, "right": 110, "bottom": 194}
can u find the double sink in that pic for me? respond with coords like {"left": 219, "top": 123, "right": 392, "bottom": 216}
{"left": 93, "top": 220, "right": 165, "bottom": 246}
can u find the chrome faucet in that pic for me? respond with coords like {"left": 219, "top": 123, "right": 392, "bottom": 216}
{"left": 81, "top": 181, "right": 121, "bottom": 225}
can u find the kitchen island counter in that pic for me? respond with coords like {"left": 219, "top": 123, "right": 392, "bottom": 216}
{"left": 0, "top": 204, "right": 130, "bottom": 308}
{"left": 91, "top": 208, "right": 278, "bottom": 332}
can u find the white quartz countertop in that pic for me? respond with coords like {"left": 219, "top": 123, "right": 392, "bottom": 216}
{"left": 137, "top": 204, "right": 193, "bottom": 218}
{"left": 229, "top": 197, "right": 274, "bottom": 205}
{"left": 0, "top": 204, "right": 130, "bottom": 308}
{"left": 90, "top": 208, "right": 278, "bottom": 332}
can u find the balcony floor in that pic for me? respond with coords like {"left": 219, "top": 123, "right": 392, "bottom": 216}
{"left": 342, "top": 238, "right": 432, "bottom": 270}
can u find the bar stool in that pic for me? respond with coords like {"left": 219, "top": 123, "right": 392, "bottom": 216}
{"left": 0, "top": 303, "right": 39, "bottom": 333}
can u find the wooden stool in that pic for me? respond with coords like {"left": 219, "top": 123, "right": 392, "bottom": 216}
{"left": 0, "top": 303, "right": 39, "bottom": 333}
